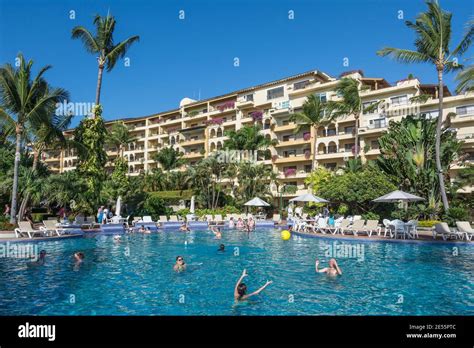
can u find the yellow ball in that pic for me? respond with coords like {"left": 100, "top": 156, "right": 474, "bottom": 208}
{"left": 281, "top": 230, "right": 291, "bottom": 240}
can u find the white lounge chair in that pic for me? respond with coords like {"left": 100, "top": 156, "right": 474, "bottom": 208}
{"left": 362, "top": 220, "right": 381, "bottom": 237}
{"left": 169, "top": 215, "right": 179, "bottom": 222}
{"left": 14, "top": 222, "right": 45, "bottom": 238}
{"left": 334, "top": 219, "right": 350, "bottom": 235}
{"left": 214, "top": 215, "right": 224, "bottom": 225}
{"left": 142, "top": 216, "right": 153, "bottom": 223}
{"left": 456, "top": 221, "right": 474, "bottom": 241}
{"left": 346, "top": 220, "right": 366, "bottom": 236}
{"left": 40, "top": 220, "right": 63, "bottom": 236}
{"left": 433, "top": 223, "right": 463, "bottom": 241}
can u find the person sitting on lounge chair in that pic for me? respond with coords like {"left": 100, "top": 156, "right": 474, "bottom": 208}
{"left": 27, "top": 250, "right": 46, "bottom": 267}
{"left": 315, "top": 258, "right": 342, "bottom": 276}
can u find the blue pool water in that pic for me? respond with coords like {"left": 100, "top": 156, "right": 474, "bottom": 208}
{"left": 0, "top": 228, "right": 472, "bottom": 315}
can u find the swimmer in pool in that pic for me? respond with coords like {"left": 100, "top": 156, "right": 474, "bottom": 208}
{"left": 74, "top": 252, "right": 85, "bottom": 264}
{"left": 173, "top": 256, "right": 186, "bottom": 272}
{"left": 179, "top": 223, "right": 190, "bottom": 232}
{"left": 138, "top": 225, "right": 146, "bottom": 233}
{"left": 113, "top": 235, "right": 121, "bottom": 242}
{"left": 144, "top": 227, "right": 151, "bottom": 234}
{"left": 211, "top": 226, "right": 222, "bottom": 239}
{"left": 218, "top": 244, "right": 225, "bottom": 252}
{"left": 234, "top": 269, "right": 273, "bottom": 302}
{"left": 27, "top": 250, "right": 46, "bottom": 267}
{"left": 315, "top": 258, "right": 342, "bottom": 276}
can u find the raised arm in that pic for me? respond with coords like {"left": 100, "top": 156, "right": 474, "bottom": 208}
{"left": 234, "top": 269, "right": 247, "bottom": 298}
{"left": 315, "top": 259, "right": 328, "bottom": 273}
{"left": 245, "top": 280, "right": 273, "bottom": 299}
{"left": 333, "top": 260, "right": 342, "bottom": 275}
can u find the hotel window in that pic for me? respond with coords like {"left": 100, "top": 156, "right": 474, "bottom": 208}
{"left": 421, "top": 110, "right": 439, "bottom": 119}
{"left": 244, "top": 94, "right": 254, "bottom": 102}
{"left": 304, "top": 165, "right": 312, "bottom": 173}
{"left": 327, "top": 128, "right": 337, "bottom": 136}
{"left": 371, "top": 140, "right": 379, "bottom": 149}
{"left": 344, "top": 143, "right": 355, "bottom": 152}
{"left": 456, "top": 105, "right": 474, "bottom": 116}
{"left": 283, "top": 150, "right": 296, "bottom": 157}
{"left": 390, "top": 95, "right": 409, "bottom": 106}
{"left": 315, "top": 93, "right": 327, "bottom": 103}
{"left": 344, "top": 126, "right": 354, "bottom": 134}
{"left": 282, "top": 135, "right": 292, "bottom": 142}
{"left": 325, "top": 163, "right": 337, "bottom": 170}
{"left": 370, "top": 118, "right": 386, "bottom": 128}
{"left": 294, "top": 80, "right": 310, "bottom": 90}
{"left": 267, "top": 86, "right": 284, "bottom": 100}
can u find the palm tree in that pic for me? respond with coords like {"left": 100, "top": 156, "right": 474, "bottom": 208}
{"left": 0, "top": 54, "right": 69, "bottom": 223}
{"left": 455, "top": 64, "right": 474, "bottom": 94}
{"left": 224, "top": 125, "right": 276, "bottom": 151}
{"left": 153, "top": 147, "right": 185, "bottom": 171}
{"left": 72, "top": 13, "right": 140, "bottom": 106}
{"left": 290, "top": 94, "right": 334, "bottom": 169}
{"left": 106, "top": 121, "right": 136, "bottom": 157}
{"left": 325, "top": 78, "right": 381, "bottom": 161}
{"left": 376, "top": 0, "right": 473, "bottom": 211}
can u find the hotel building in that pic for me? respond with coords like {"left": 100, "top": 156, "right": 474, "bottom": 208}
{"left": 42, "top": 69, "right": 474, "bottom": 204}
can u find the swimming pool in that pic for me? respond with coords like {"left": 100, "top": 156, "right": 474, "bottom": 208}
{"left": 0, "top": 228, "right": 472, "bottom": 315}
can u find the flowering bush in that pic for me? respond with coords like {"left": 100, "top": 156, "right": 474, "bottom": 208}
{"left": 216, "top": 101, "right": 235, "bottom": 112}
{"left": 250, "top": 110, "right": 263, "bottom": 121}
{"left": 284, "top": 168, "right": 297, "bottom": 177}
{"left": 303, "top": 132, "right": 311, "bottom": 141}
{"left": 204, "top": 118, "right": 224, "bottom": 125}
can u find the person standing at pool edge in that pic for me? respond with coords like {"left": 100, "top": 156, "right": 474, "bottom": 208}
{"left": 234, "top": 269, "right": 272, "bottom": 302}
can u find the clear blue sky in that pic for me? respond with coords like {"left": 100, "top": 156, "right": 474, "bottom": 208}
{"left": 0, "top": 0, "right": 472, "bottom": 126}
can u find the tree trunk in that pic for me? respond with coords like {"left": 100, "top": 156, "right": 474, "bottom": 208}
{"left": 18, "top": 150, "right": 39, "bottom": 220}
{"left": 354, "top": 115, "right": 359, "bottom": 159}
{"left": 95, "top": 64, "right": 104, "bottom": 108}
{"left": 436, "top": 68, "right": 449, "bottom": 211}
{"left": 10, "top": 128, "right": 22, "bottom": 224}
{"left": 312, "top": 125, "right": 318, "bottom": 170}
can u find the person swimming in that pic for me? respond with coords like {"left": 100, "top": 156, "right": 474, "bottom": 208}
{"left": 173, "top": 256, "right": 186, "bottom": 272}
{"left": 144, "top": 227, "right": 151, "bottom": 234}
{"left": 113, "top": 235, "right": 122, "bottom": 242}
{"left": 74, "top": 252, "right": 85, "bottom": 264}
{"left": 218, "top": 244, "right": 225, "bottom": 252}
{"left": 211, "top": 226, "right": 222, "bottom": 239}
{"left": 138, "top": 225, "right": 146, "bottom": 233}
{"left": 234, "top": 269, "right": 273, "bottom": 302}
{"left": 315, "top": 258, "right": 342, "bottom": 276}
{"left": 27, "top": 250, "right": 46, "bottom": 267}
{"left": 179, "top": 223, "right": 190, "bottom": 232}
{"left": 228, "top": 217, "right": 235, "bottom": 229}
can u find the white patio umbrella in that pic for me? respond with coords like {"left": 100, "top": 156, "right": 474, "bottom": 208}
{"left": 190, "top": 196, "right": 195, "bottom": 213}
{"left": 115, "top": 196, "right": 122, "bottom": 217}
{"left": 289, "top": 193, "right": 329, "bottom": 203}
{"left": 372, "top": 190, "right": 424, "bottom": 203}
{"left": 244, "top": 197, "right": 270, "bottom": 207}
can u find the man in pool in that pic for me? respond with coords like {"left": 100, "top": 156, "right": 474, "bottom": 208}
{"left": 27, "top": 250, "right": 46, "bottom": 267}
{"left": 74, "top": 252, "right": 85, "bottom": 264}
{"left": 218, "top": 244, "right": 225, "bottom": 252}
{"left": 179, "top": 223, "right": 190, "bottom": 232}
{"left": 315, "top": 258, "right": 342, "bottom": 276}
{"left": 234, "top": 269, "right": 273, "bottom": 302}
{"left": 173, "top": 256, "right": 186, "bottom": 272}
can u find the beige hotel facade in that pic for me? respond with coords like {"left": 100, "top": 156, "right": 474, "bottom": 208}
{"left": 42, "top": 69, "right": 474, "bottom": 203}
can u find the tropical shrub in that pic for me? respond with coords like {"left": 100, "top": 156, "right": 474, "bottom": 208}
{"left": 361, "top": 212, "right": 380, "bottom": 222}
{"left": 442, "top": 206, "right": 469, "bottom": 227}
{"left": 0, "top": 216, "right": 15, "bottom": 231}
{"left": 418, "top": 220, "right": 442, "bottom": 228}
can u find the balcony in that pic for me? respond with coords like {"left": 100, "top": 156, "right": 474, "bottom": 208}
{"left": 275, "top": 138, "right": 310, "bottom": 148}
{"left": 273, "top": 123, "right": 297, "bottom": 132}
{"left": 316, "top": 149, "right": 354, "bottom": 160}
{"left": 451, "top": 113, "right": 474, "bottom": 124}
{"left": 274, "top": 154, "right": 312, "bottom": 164}
{"left": 180, "top": 138, "right": 206, "bottom": 147}
{"left": 183, "top": 152, "right": 205, "bottom": 159}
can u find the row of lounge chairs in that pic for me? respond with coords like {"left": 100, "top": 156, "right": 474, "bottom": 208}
{"left": 433, "top": 222, "right": 474, "bottom": 241}
{"left": 14, "top": 221, "right": 66, "bottom": 239}
{"left": 131, "top": 214, "right": 283, "bottom": 225}
{"left": 294, "top": 218, "right": 383, "bottom": 237}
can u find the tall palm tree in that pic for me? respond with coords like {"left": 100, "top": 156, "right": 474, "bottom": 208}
{"left": 72, "top": 13, "right": 140, "bottom": 106}
{"left": 0, "top": 54, "right": 69, "bottom": 223}
{"left": 290, "top": 94, "right": 334, "bottom": 169}
{"left": 106, "top": 121, "right": 136, "bottom": 157}
{"left": 376, "top": 0, "right": 473, "bottom": 211}
{"left": 325, "top": 78, "right": 381, "bottom": 161}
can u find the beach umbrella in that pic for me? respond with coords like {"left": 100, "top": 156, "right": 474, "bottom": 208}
{"left": 115, "top": 196, "right": 122, "bottom": 217}
{"left": 372, "top": 190, "right": 424, "bottom": 203}
{"left": 244, "top": 197, "right": 270, "bottom": 207}
{"left": 190, "top": 196, "right": 195, "bottom": 213}
{"left": 289, "top": 193, "right": 329, "bottom": 203}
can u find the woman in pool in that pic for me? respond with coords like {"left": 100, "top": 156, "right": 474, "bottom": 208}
{"left": 74, "top": 252, "right": 85, "bottom": 263}
{"left": 234, "top": 269, "right": 273, "bottom": 302}
{"left": 179, "top": 223, "right": 190, "bottom": 232}
{"left": 315, "top": 258, "right": 342, "bottom": 276}
{"left": 211, "top": 226, "right": 222, "bottom": 239}
{"left": 173, "top": 256, "right": 186, "bottom": 272}
{"left": 247, "top": 217, "right": 255, "bottom": 231}
{"left": 236, "top": 218, "right": 244, "bottom": 230}
{"left": 228, "top": 217, "right": 235, "bottom": 229}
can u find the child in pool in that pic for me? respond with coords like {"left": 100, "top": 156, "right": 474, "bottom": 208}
{"left": 173, "top": 256, "right": 186, "bottom": 272}
{"left": 211, "top": 226, "right": 222, "bottom": 239}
